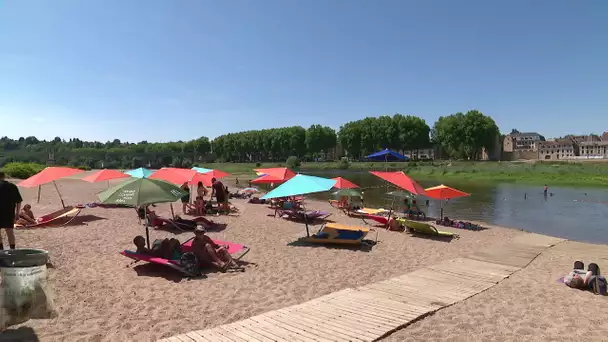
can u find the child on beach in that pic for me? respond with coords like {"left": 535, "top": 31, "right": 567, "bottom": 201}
{"left": 16, "top": 204, "right": 36, "bottom": 226}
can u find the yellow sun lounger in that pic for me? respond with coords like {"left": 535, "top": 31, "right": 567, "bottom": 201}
{"left": 301, "top": 222, "right": 377, "bottom": 245}
{"left": 356, "top": 207, "right": 390, "bottom": 215}
{"left": 398, "top": 219, "right": 458, "bottom": 238}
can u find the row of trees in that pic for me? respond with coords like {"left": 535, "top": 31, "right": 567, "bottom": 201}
{"left": 0, "top": 110, "right": 500, "bottom": 168}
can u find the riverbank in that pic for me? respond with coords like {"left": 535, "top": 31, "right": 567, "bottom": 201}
{"left": 200, "top": 160, "right": 608, "bottom": 187}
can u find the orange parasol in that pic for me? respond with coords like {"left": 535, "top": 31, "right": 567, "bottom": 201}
{"left": 424, "top": 184, "right": 470, "bottom": 219}
{"left": 424, "top": 184, "right": 470, "bottom": 200}
{"left": 18, "top": 166, "right": 85, "bottom": 207}
{"left": 82, "top": 169, "right": 129, "bottom": 183}
{"left": 369, "top": 171, "right": 426, "bottom": 195}
{"left": 204, "top": 169, "right": 231, "bottom": 179}
{"left": 331, "top": 177, "right": 359, "bottom": 189}
{"left": 253, "top": 167, "right": 296, "bottom": 181}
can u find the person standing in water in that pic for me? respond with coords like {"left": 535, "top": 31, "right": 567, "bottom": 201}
{"left": 543, "top": 184, "right": 548, "bottom": 197}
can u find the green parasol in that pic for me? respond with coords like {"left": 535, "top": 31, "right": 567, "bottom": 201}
{"left": 98, "top": 178, "right": 187, "bottom": 207}
{"left": 386, "top": 190, "right": 415, "bottom": 199}
{"left": 98, "top": 178, "right": 188, "bottom": 248}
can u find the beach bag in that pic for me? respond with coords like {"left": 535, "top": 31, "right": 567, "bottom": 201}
{"left": 179, "top": 252, "right": 201, "bottom": 277}
{"left": 590, "top": 276, "right": 607, "bottom": 295}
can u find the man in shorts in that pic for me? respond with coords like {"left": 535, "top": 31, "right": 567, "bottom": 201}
{"left": 211, "top": 177, "right": 228, "bottom": 212}
{"left": 0, "top": 171, "right": 22, "bottom": 250}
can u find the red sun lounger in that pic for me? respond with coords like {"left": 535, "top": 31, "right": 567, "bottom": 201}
{"left": 120, "top": 238, "right": 250, "bottom": 277}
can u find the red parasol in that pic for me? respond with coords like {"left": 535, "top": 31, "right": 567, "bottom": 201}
{"left": 369, "top": 171, "right": 426, "bottom": 195}
{"left": 18, "top": 166, "right": 85, "bottom": 207}
{"left": 150, "top": 167, "right": 213, "bottom": 186}
{"left": 82, "top": 169, "right": 129, "bottom": 183}
{"left": 331, "top": 177, "right": 359, "bottom": 189}
{"left": 251, "top": 174, "right": 287, "bottom": 184}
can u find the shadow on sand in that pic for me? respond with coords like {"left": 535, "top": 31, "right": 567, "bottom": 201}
{"left": 0, "top": 326, "right": 40, "bottom": 342}
{"left": 287, "top": 239, "right": 376, "bottom": 252}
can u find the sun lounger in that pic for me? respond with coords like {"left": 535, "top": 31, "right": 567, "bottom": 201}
{"left": 14, "top": 206, "right": 82, "bottom": 229}
{"left": 300, "top": 222, "right": 377, "bottom": 246}
{"left": 363, "top": 214, "right": 389, "bottom": 225}
{"left": 398, "top": 219, "right": 458, "bottom": 238}
{"left": 356, "top": 207, "right": 390, "bottom": 215}
{"left": 120, "top": 238, "right": 250, "bottom": 277}
{"left": 278, "top": 209, "right": 331, "bottom": 222}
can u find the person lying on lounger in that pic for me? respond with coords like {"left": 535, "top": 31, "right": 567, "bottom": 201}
{"left": 191, "top": 226, "right": 235, "bottom": 271}
{"left": 16, "top": 204, "right": 37, "bottom": 226}
{"left": 133, "top": 235, "right": 182, "bottom": 260}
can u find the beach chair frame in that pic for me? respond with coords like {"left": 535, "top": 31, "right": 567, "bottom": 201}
{"left": 15, "top": 206, "right": 82, "bottom": 229}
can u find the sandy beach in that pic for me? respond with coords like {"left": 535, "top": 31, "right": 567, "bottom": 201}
{"left": 2, "top": 176, "right": 607, "bottom": 341}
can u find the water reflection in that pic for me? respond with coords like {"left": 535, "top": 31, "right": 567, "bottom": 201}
{"left": 305, "top": 170, "right": 608, "bottom": 244}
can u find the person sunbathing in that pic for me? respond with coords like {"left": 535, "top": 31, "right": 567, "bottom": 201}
{"left": 16, "top": 204, "right": 37, "bottom": 226}
{"left": 133, "top": 235, "right": 152, "bottom": 254}
{"left": 191, "top": 226, "right": 235, "bottom": 271}
{"left": 134, "top": 236, "right": 182, "bottom": 260}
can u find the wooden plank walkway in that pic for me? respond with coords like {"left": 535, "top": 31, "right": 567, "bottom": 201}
{"left": 159, "top": 233, "right": 564, "bottom": 342}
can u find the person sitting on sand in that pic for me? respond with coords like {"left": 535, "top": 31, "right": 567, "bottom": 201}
{"left": 191, "top": 226, "right": 235, "bottom": 271}
{"left": 387, "top": 216, "right": 403, "bottom": 231}
{"left": 16, "top": 204, "right": 37, "bottom": 226}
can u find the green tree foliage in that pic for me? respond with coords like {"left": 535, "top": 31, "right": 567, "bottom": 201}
{"left": 212, "top": 127, "right": 307, "bottom": 162}
{"left": 431, "top": 110, "right": 500, "bottom": 160}
{"left": 305, "top": 125, "right": 337, "bottom": 160}
{"left": 0, "top": 110, "right": 499, "bottom": 168}
{"left": 337, "top": 114, "right": 431, "bottom": 159}
{"left": 1, "top": 162, "right": 45, "bottom": 179}
{"left": 0, "top": 135, "right": 212, "bottom": 169}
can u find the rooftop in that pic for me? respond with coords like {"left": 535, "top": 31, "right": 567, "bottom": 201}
{"left": 579, "top": 140, "right": 608, "bottom": 146}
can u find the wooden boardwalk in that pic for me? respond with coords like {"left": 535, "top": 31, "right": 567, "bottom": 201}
{"left": 159, "top": 233, "right": 564, "bottom": 342}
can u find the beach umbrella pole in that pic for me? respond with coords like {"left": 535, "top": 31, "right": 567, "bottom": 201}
{"left": 37, "top": 185, "right": 41, "bottom": 204}
{"left": 53, "top": 181, "right": 66, "bottom": 208}
{"left": 145, "top": 224, "right": 151, "bottom": 250}
{"left": 170, "top": 203, "right": 175, "bottom": 219}
{"left": 304, "top": 215, "right": 310, "bottom": 237}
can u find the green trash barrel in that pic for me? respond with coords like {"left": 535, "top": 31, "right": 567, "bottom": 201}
{"left": 0, "top": 249, "right": 56, "bottom": 329}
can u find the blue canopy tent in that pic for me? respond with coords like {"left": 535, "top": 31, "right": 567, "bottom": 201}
{"left": 365, "top": 148, "right": 409, "bottom": 171}
{"left": 365, "top": 148, "right": 409, "bottom": 161}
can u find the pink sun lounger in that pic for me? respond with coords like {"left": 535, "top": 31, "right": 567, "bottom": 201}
{"left": 120, "top": 238, "right": 250, "bottom": 277}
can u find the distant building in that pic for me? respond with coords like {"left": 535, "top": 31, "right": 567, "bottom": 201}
{"left": 503, "top": 132, "right": 545, "bottom": 153}
{"left": 602, "top": 132, "right": 608, "bottom": 141}
{"left": 403, "top": 148, "right": 435, "bottom": 160}
{"left": 537, "top": 139, "right": 575, "bottom": 160}
{"left": 578, "top": 141, "right": 608, "bottom": 159}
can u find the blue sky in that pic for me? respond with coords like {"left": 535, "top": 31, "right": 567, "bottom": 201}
{"left": 1, "top": 0, "right": 606, "bottom": 143}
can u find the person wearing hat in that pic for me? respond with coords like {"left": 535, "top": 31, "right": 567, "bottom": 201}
{"left": 191, "top": 226, "right": 235, "bottom": 271}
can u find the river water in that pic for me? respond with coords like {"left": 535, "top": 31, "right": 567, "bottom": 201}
{"left": 303, "top": 170, "right": 608, "bottom": 244}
